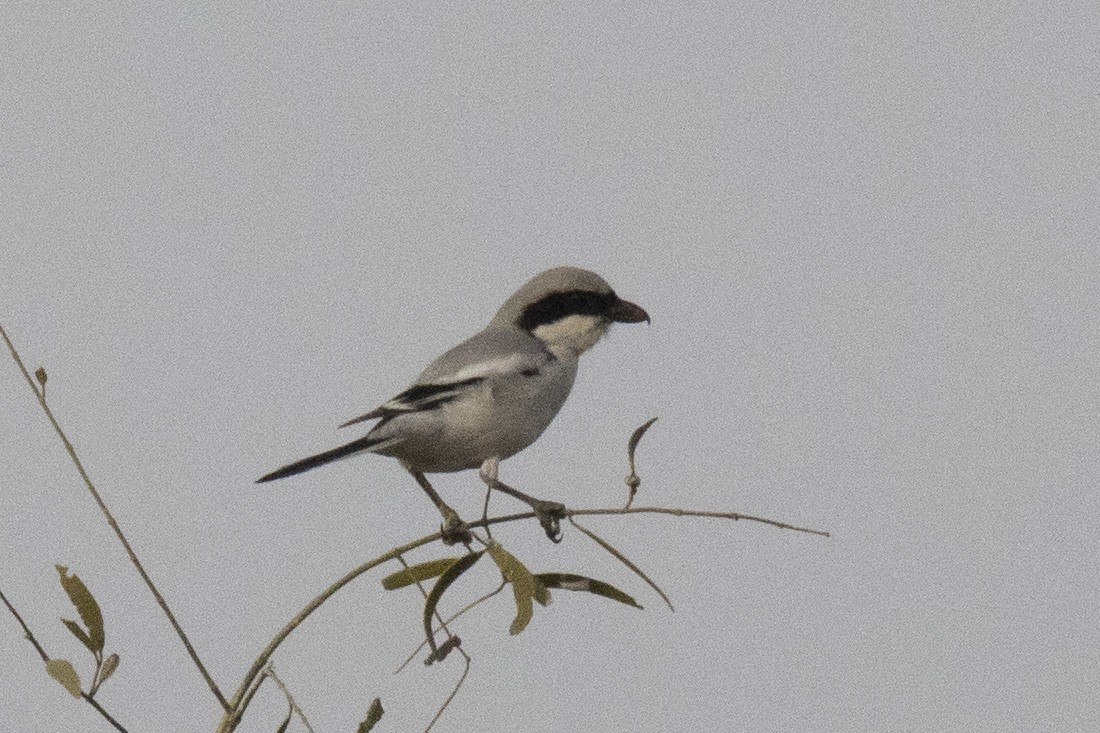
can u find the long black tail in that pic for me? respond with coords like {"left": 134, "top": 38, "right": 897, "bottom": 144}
{"left": 256, "top": 434, "right": 385, "bottom": 483}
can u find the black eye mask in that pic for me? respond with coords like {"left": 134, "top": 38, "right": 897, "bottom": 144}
{"left": 516, "top": 289, "right": 618, "bottom": 332}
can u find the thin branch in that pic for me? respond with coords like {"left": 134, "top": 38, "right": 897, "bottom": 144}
{"left": 1, "top": 324, "right": 229, "bottom": 711}
{"left": 480, "top": 481, "right": 495, "bottom": 540}
{"left": 459, "top": 505, "right": 829, "bottom": 538}
{"left": 80, "top": 693, "right": 129, "bottom": 733}
{"left": 1, "top": 588, "right": 49, "bottom": 663}
{"left": 569, "top": 506, "right": 831, "bottom": 537}
{"left": 216, "top": 531, "right": 442, "bottom": 733}
{"left": 235, "top": 670, "right": 269, "bottom": 730}
{"left": 424, "top": 654, "right": 470, "bottom": 733}
{"left": 267, "top": 665, "right": 316, "bottom": 733}
{"left": 1, "top": 588, "right": 129, "bottom": 733}
{"left": 568, "top": 518, "right": 674, "bottom": 611}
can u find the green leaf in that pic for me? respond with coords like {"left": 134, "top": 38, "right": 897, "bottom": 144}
{"left": 423, "top": 551, "right": 485, "bottom": 647}
{"left": 275, "top": 700, "right": 292, "bottom": 733}
{"left": 46, "top": 659, "right": 82, "bottom": 698}
{"left": 536, "top": 573, "right": 643, "bottom": 609}
{"left": 96, "top": 654, "right": 120, "bottom": 688}
{"left": 357, "top": 698, "right": 384, "bottom": 732}
{"left": 487, "top": 541, "right": 549, "bottom": 635}
{"left": 61, "top": 618, "right": 96, "bottom": 654}
{"left": 382, "top": 557, "right": 466, "bottom": 591}
{"left": 55, "top": 566, "right": 104, "bottom": 653}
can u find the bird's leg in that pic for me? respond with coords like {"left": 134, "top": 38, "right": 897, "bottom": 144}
{"left": 479, "top": 458, "right": 566, "bottom": 543}
{"left": 410, "top": 470, "right": 471, "bottom": 546}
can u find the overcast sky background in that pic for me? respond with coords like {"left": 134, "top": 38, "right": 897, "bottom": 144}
{"left": 3, "top": 3, "right": 1098, "bottom": 732}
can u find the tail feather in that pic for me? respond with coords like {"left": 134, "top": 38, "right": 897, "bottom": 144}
{"left": 256, "top": 435, "right": 396, "bottom": 483}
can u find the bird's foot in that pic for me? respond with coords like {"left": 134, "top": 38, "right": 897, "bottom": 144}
{"left": 530, "top": 499, "right": 567, "bottom": 543}
{"left": 440, "top": 508, "right": 473, "bottom": 546}
{"left": 477, "top": 464, "right": 567, "bottom": 543}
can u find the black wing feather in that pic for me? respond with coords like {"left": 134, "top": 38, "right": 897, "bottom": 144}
{"left": 340, "top": 376, "right": 485, "bottom": 428}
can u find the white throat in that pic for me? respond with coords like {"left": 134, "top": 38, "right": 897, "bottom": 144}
{"left": 532, "top": 314, "right": 611, "bottom": 358}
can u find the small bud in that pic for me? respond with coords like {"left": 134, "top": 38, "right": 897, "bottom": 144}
{"left": 97, "top": 653, "right": 120, "bottom": 686}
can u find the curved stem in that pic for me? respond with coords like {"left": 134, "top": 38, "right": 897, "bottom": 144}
{"left": 216, "top": 531, "right": 441, "bottom": 732}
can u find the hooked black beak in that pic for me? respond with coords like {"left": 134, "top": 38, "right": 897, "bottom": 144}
{"left": 608, "top": 297, "right": 650, "bottom": 324}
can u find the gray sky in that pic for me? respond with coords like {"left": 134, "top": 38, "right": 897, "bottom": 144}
{"left": 3, "top": 3, "right": 1098, "bottom": 731}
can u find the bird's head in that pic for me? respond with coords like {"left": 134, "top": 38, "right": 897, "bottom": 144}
{"left": 491, "top": 267, "right": 650, "bottom": 358}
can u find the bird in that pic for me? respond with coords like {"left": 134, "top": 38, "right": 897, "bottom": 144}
{"left": 257, "top": 266, "right": 649, "bottom": 542}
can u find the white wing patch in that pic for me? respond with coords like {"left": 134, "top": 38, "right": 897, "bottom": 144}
{"left": 442, "top": 353, "right": 533, "bottom": 384}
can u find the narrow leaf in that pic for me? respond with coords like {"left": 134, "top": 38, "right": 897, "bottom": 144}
{"left": 55, "top": 566, "right": 105, "bottom": 652}
{"left": 627, "top": 417, "right": 658, "bottom": 459}
{"left": 96, "top": 653, "right": 120, "bottom": 687}
{"left": 275, "top": 700, "right": 292, "bottom": 733}
{"left": 536, "top": 573, "right": 643, "bottom": 609}
{"left": 486, "top": 541, "right": 549, "bottom": 635}
{"left": 625, "top": 418, "right": 658, "bottom": 506}
{"left": 357, "top": 697, "right": 384, "bottom": 732}
{"left": 423, "top": 551, "right": 484, "bottom": 649}
{"left": 382, "top": 557, "right": 464, "bottom": 591}
{"left": 46, "top": 659, "right": 82, "bottom": 698}
{"left": 61, "top": 618, "right": 96, "bottom": 653}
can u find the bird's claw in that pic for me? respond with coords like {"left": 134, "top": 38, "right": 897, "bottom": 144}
{"left": 532, "top": 500, "right": 566, "bottom": 543}
{"left": 440, "top": 509, "right": 473, "bottom": 546}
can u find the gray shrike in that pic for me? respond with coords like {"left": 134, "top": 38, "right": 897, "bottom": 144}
{"left": 258, "top": 266, "right": 649, "bottom": 541}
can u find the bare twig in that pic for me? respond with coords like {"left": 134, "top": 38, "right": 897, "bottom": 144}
{"left": 568, "top": 518, "right": 674, "bottom": 611}
{"left": 1, "top": 324, "right": 229, "bottom": 711}
{"left": 425, "top": 654, "right": 470, "bottom": 733}
{"left": 81, "top": 695, "right": 128, "bottom": 733}
{"left": 235, "top": 670, "right": 269, "bottom": 730}
{"left": 267, "top": 665, "right": 316, "bottom": 733}
{"left": 1, "top": 588, "right": 50, "bottom": 662}
{"left": 570, "top": 506, "right": 830, "bottom": 537}
{"left": 450, "top": 505, "right": 829, "bottom": 539}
